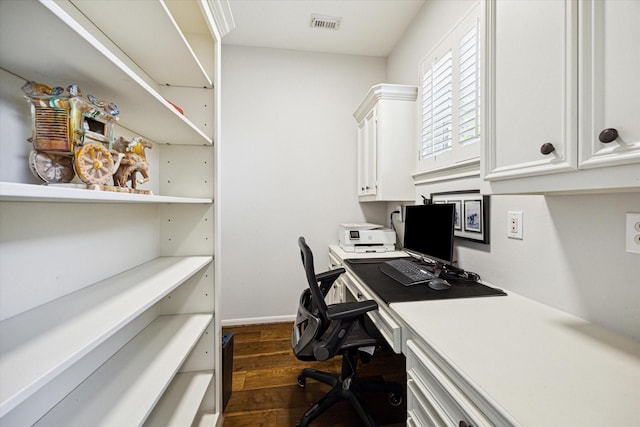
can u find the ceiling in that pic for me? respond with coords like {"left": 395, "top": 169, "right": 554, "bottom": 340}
{"left": 222, "top": 0, "right": 426, "bottom": 57}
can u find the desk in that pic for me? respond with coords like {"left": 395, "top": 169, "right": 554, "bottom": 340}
{"left": 329, "top": 245, "right": 640, "bottom": 426}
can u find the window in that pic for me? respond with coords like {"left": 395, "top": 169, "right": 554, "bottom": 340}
{"left": 458, "top": 22, "right": 481, "bottom": 146}
{"left": 418, "top": 4, "right": 481, "bottom": 172}
{"left": 421, "top": 50, "right": 453, "bottom": 159}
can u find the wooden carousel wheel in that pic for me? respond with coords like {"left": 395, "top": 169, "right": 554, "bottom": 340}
{"left": 74, "top": 142, "right": 115, "bottom": 185}
{"left": 29, "top": 150, "right": 75, "bottom": 183}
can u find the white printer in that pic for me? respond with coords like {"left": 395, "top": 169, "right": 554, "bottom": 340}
{"left": 338, "top": 223, "right": 396, "bottom": 253}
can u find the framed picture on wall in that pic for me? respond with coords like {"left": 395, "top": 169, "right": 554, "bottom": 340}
{"left": 430, "top": 190, "right": 490, "bottom": 243}
{"left": 450, "top": 200, "right": 462, "bottom": 230}
{"left": 464, "top": 200, "right": 482, "bottom": 233}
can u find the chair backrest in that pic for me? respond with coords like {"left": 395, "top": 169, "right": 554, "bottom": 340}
{"left": 292, "top": 237, "right": 332, "bottom": 360}
{"left": 298, "top": 236, "right": 329, "bottom": 323}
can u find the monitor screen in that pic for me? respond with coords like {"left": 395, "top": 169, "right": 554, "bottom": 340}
{"left": 403, "top": 204, "right": 455, "bottom": 266}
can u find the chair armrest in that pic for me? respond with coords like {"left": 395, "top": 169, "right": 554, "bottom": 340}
{"left": 313, "top": 300, "right": 379, "bottom": 361}
{"left": 315, "top": 268, "right": 345, "bottom": 283}
{"left": 316, "top": 268, "right": 346, "bottom": 297}
{"left": 326, "top": 300, "right": 377, "bottom": 321}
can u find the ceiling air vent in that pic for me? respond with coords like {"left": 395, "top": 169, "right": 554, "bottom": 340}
{"left": 310, "top": 14, "right": 342, "bottom": 30}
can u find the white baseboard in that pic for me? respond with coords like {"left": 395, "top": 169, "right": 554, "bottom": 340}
{"left": 221, "top": 314, "right": 296, "bottom": 327}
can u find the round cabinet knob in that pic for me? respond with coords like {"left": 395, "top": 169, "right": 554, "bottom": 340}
{"left": 598, "top": 128, "right": 619, "bottom": 143}
{"left": 540, "top": 143, "right": 555, "bottom": 155}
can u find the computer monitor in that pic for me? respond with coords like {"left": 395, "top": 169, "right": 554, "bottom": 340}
{"left": 403, "top": 204, "right": 455, "bottom": 266}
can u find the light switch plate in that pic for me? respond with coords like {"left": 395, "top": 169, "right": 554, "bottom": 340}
{"left": 626, "top": 213, "right": 640, "bottom": 254}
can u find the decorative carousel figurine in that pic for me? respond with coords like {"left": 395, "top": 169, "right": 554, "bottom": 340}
{"left": 22, "top": 81, "right": 122, "bottom": 186}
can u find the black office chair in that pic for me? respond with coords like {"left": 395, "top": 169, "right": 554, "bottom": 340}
{"left": 291, "top": 237, "right": 403, "bottom": 427}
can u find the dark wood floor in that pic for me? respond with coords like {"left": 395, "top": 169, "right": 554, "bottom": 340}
{"left": 222, "top": 322, "right": 407, "bottom": 427}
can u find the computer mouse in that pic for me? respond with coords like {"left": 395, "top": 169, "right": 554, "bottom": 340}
{"left": 428, "top": 278, "right": 451, "bottom": 290}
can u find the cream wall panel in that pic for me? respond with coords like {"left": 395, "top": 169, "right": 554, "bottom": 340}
{"left": 179, "top": 321, "right": 215, "bottom": 373}
{"left": 159, "top": 262, "right": 215, "bottom": 315}
{"left": 159, "top": 145, "right": 214, "bottom": 199}
{"left": 159, "top": 204, "right": 214, "bottom": 257}
{"left": 220, "top": 45, "right": 387, "bottom": 323}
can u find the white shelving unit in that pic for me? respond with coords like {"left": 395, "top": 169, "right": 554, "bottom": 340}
{"left": 0, "top": 256, "right": 212, "bottom": 416}
{"left": 0, "top": 0, "right": 228, "bottom": 425}
{"left": 34, "top": 314, "right": 212, "bottom": 427}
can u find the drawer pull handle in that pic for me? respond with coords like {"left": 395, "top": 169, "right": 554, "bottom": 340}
{"left": 598, "top": 128, "right": 618, "bottom": 143}
{"left": 357, "top": 292, "right": 363, "bottom": 299}
{"left": 540, "top": 142, "right": 555, "bottom": 155}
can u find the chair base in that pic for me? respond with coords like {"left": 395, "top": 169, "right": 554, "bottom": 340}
{"left": 296, "top": 350, "right": 403, "bottom": 427}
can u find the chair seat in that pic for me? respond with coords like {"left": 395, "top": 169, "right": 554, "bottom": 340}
{"left": 334, "top": 316, "right": 379, "bottom": 353}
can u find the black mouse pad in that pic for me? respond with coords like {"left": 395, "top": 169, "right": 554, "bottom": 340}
{"left": 345, "top": 258, "right": 507, "bottom": 305}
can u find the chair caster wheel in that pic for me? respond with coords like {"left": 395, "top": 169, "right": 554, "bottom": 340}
{"left": 389, "top": 392, "right": 403, "bottom": 406}
{"left": 297, "top": 374, "right": 306, "bottom": 388}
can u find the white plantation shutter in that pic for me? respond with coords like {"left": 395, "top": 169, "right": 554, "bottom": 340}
{"left": 418, "top": 4, "right": 481, "bottom": 171}
{"left": 422, "top": 50, "right": 453, "bottom": 159}
{"left": 458, "top": 19, "right": 480, "bottom": 146}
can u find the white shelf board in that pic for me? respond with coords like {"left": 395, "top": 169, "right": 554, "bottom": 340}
{"left": 33, "top": 314, "right": 212, "bottom": 427}
{"left": 70, "top": 0, "right": 213, "bottom": 88}
{"left": 194, "top": 412, "right": 222, "bottom": 427}
{"left": 0, "top": 0, "right": 212, "bottom": 146}
{"left": 0, "top": 256, "right": 212, "bottom": 417}
{"left": 0, "top": 182, "right": 212, "bottom": 203}
{"left": 143, "top": 371, "right": 213, "bottom": 427}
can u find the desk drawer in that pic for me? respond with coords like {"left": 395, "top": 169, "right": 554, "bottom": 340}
{"left": 343, "top": 273, "right": 402, "bottom": 352}
{"left": 328, "top": 252, "right": 342, "bottom": 269}
{"left": 407, "top": 378, "right": 448, "bottom": 426}
{"left": 406, "top": 340, "right": 491, "bottom": 426}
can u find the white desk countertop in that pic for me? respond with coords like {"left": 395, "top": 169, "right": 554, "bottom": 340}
{"left": 391, "top": 293, "right": 640, "bottom": 425}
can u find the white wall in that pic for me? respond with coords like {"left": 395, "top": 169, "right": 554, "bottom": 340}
{"left": 387, "top": 0, "right": 476, "bottom": 85}
{"left": 385, "top": 0, "right": 640, "bottom": 340}
{"left": 220, "top": 46, "right": 387, "bottom": 324}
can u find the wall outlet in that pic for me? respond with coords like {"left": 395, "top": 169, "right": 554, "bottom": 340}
{"left": 507, "top": 211, "right": 523, "bottom": 240}
{"left": 626, "top": 212, "right": 640, "bottom": 254}
{"left": 395, "top": 205, "right": 403, "bottom": 222}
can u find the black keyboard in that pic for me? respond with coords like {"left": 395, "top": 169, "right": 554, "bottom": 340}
{"left": 379, "top": 259, "right": 435, "bottom": 286}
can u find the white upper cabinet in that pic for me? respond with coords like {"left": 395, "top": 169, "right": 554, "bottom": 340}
{"left": 354, "top": 84, "right": 417, "bottom": 202}
{"left": 483, "top": 0, "right": 578, "bottom": 181}
{"left": 578, "top": 0, "right": 640, "bottom": 169}
{"left": 483, "top": 0, "right": 640, "bottom": 194}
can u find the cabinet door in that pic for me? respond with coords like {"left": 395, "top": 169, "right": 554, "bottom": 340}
{"left": 579, "top": 0, "right": 640, "bottom": 168}
{"left": 357, "top": 119, "right": 367, "bottom": 196}
{"left": 360, "top": 108, "right": 377, "bottom": 196}
{"left": 484, "top": 0, "right": 578, "bottom": 180}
